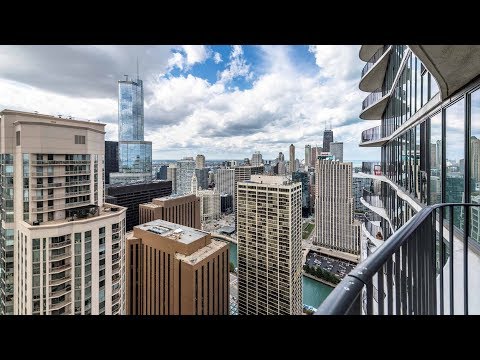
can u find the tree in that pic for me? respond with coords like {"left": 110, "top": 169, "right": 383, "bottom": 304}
{"left": 229, "top": 261, "right": 235, "bottom": 273}
{"left": 315, "top": 267, "right": 323, "bottom": 278}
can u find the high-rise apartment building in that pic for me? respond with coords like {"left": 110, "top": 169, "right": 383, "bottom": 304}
{"left": 305, "top": 145, "right": 312, "bottom": 168}
{"left": 323, "top": 129, "right": 334, "bottom": 152}
{"left": 471, "top": 136, "right": 480, "bottom": 183}
{"left": 278, "top": 152, "right": 285, "bottom": 162}
{"left": 251, "top": 151, "right": 263, "bottom": 167}
{"left": 126, "top": 219, "right": 229, "bottom": 314}
{"left": 0, "top": 109, "right": 127, "bottom": 315}
{"left": 110, "top": 75, "right": 152, "bottom": 184}
{"left": 314, "top": 160, "right": 360, "bottom": 256}
{"left": 289, "top": 144, "right": 295, "bottom": 174}
{"left": 106, "top": 181, "right": 172, "bottom": 231}
{"left": 139, "top": 194, "right": 201, "bottom": 229}
{"left": 236, "top": 175, "right": 302, "bottom": 315}
{"left": 195, "top": 154, "right": 205, "bottom": 169}
{"left": 176, "top": 158, "right": 196, "bottom": 195}
{"left": 167, "top": 165, "right": 177, "bottom": 194}
{"left": 215, "top": 168, "right": 235, "bottom": 197}
{"left": 196, "top": 189, "right": 221, "bottom": 222}
{"left": 330, "top": 142, "right": 344, "bottom": 162}
{"left": 104, "top": 141, "right": 119, "bottom": 184}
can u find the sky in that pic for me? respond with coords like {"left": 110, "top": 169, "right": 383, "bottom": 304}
{"left": 0, "top": 45, "right": 380, "bottom": 161}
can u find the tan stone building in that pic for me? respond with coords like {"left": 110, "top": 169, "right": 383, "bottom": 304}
{"left": 0, "top": 109, "right": 127, "bottom": 315}
{"left": 139, "top": 194, "right": 201, "bottom": 229}
{"left": 126, "top": 219, "right": 229, "bottom": 315}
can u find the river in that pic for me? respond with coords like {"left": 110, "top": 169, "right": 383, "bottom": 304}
{"left": 228, "top": 242, "right": 333, "bottom": 309}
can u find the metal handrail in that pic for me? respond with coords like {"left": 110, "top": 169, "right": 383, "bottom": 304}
{"left": 361, "top": 126, "right": 382, "bottom": 143}
{"left": 361, "top": 45, "right": 390, "bottom": 78}
{"left": 316, "top": 203, "right": 480, "bottom": 315}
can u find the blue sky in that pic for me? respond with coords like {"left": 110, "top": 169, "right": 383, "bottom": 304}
{"left": 0, "top": 45, "right": 380, "bottom": 161}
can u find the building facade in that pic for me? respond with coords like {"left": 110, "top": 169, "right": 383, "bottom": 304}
{"left": 155, "top": 165, "right": 168, "bottom": 180}
{"left": 104, "top": 141, "right": 118, "bottom": 185}
{"left": 176, "top": 158, "right": 196, "bottom": 195}
{"left": 305, "top": 145, "right": 312, "bottom": 168}
{"left": 110, "top": 76, "right": 152, "bottom": 184}
{"left": 167, "top": 165, "right": 177, "bottom": 194}
{"left": 195, "top": 154, "right": 205, "bottom": 169}
{"left": 139, "top": 194, "right": 201, "bottom": 230}
{"left": 126, "top": 220, "right": 229, "bottom": 315}
{"left": 292, "top": 171, "right": 310, "bottom": 217}
{"left": 289, "top": 144, "right": 295, "bottom": 174}
{"left": 195, "top": 168, "right": 209, "bottom": 190}
{"left": 330, "top": 142, "right": 344, "bottom": 162}
{"left": 323, "top": 129, "right": 334, "bottom": 152}
{"left": 196, "top": 189, "right": 221, "bottom": 222}
{"left": 314, "top": 160, "right": 361, "bottom": 256}
{"left": 215, "top": 168, "right": 235, "bottom": 197}
{"left": 0, "top": 110, "right": 127, "bottom": 315}
{"left": 106, "top": 181, "right": 172, "bottom": 231}
{"left": 236, "top": 175, "right": 302, "bottom": 315}
{"left": 251, "top": 151, "right": 263, "bottom": 167}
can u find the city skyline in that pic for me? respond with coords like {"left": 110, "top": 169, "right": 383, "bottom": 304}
{"left": 0, "top": 45, "right": 380, "bottom": 161}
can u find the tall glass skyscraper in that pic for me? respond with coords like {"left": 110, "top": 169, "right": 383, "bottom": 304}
{"left": 110, "top": 75, "right": 152, "bottom": 184}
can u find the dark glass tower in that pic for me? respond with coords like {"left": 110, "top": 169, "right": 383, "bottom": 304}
{"left": 323, "top": 129, "right": 334, "bottom": 152}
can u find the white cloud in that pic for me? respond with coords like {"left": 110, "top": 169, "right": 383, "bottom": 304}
{"left": 167, "top": 45, "right": 210, "bottom": 72}
{"left": 213, "top": 52, "right": 222, "bottom": 64}
{"left": 218, "top": 45, "right": 253, "bottom": 84}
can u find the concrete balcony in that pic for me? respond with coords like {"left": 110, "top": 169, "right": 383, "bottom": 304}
{"left": 360, "top": 87, "right": 390, "bottom": 120}
{"left": 360, "top": 45, "right": 392, "bottom": 92}
{"left": 360, "top": 126, "right": 388, "bottom": 147}
{"left": 359, "top": 45, "right": 384, "bottom": 62}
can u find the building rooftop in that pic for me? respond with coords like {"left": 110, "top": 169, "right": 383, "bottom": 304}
{"left": 153, "top": 193, "right": 196, "bottom": 202}
{"left": 23, "top": 203, "right": 126, "bottom": 229}
{"left": 242, "top": 175, "right": 293, "bottom": 186}
{"left": 1, "top": 108, "right": 105, "bottom": 128}
{"left": 176, "top": 239, "right": 227, "bottom": 264}
{"left": 135, "top": 219, "right": 208, "bottom": 245}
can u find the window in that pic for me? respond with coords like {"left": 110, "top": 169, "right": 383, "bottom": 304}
{"left": 74, "top": 135, "right": 86, "bottom": 144}
{"left": 16, "top": 131, "right": 20, "bottom": 146}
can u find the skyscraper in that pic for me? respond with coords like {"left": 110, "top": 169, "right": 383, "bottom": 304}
{"left": 105, "top": 141, "right": 119, "bottom": 184}
{"left": 195, "top": 154, "right": 205, "bottom": 169}
{"left": 167, "top": 165, "right": 177, "bottom": 194}
{"left": 278, "top": 152, "right": 285, "bottom": 162}
{"left": 251, "top": 151, "right": 263, "bottom": 167}
{"left": 330, "top": 142, "right": 344, "bottom": 162}
{"left": 176, "top": 158, "right": 196, "bottom": 195}
{"left": 289, "top": 144, "right": 295, "bottom": 173}
{"left": 314, "top": 159, "right": 360, "bottom": 256}
{"left": 156, "top": 165, "right": 168, "bottom": 180}
{"left": 195, "top": 168, "right": 209, "bottom": 190}
{"left": 110, "top": 74, "right": 152, "bottom": 184}
{"left": 215, "top": 168, "right": 235, "bottom": 197}
{"left": 292, "top": 171, "right": 310, "bottom": 216}
{"left": 126, "top": 219, "right": 229, "bottom": 315}
{"left": 305, "top": 145, "right": 312, "bottom": 168}
{"left": 471, "top": 136, "right": 480, "bottom": 183}
{"left": 323, "top": 129, "right": 334, "bottom": 152}
{"left": 0, "top": 110, "right": 127, "bottom": 315}
{"left": 236, "top": 175, "right": 302, "bottom": 315}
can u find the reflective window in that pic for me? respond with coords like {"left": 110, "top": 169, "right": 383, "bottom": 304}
{"left": 430, "top": 113, "right": 442, "bottom": 204}
{"left": 445, "top": 98, "right": 465, "bottom": 227}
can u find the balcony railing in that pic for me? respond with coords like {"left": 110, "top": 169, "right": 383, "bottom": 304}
{"left": 32, "top": 190, "right": 90, "bottom": 201}
{"left": 361, "top": 126, "right": 382, "bottom": 144}
{"left": 361, "top": 45, "right": 390, "bottom": 78}
{"left": 31, "top": 160, "right": 90, "bottom": 165}
{"left": 31, "top": 200, "right": 91, "bottom": 213}
{"left": 362, "top": 86, "right": 388, "bottom": 111}
{"left": 50, "top": 239, "right": 71, "bottom": 249}
{"left": 316, "top": 203, "right": 480, "bottom": 315}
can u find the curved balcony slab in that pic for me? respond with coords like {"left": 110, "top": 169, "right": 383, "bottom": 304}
{"left": 359, "top": 46, "right": 392, "bottom": 92}
{"left": 360, "top": 93, "right": 389, "bottom": 120}
{"left": 359, "top": 45, "right": 383, "bottom": 62}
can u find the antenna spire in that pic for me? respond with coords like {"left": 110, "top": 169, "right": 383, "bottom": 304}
{"left": 136, "top": 56, "right": 139, "bottom": 80}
